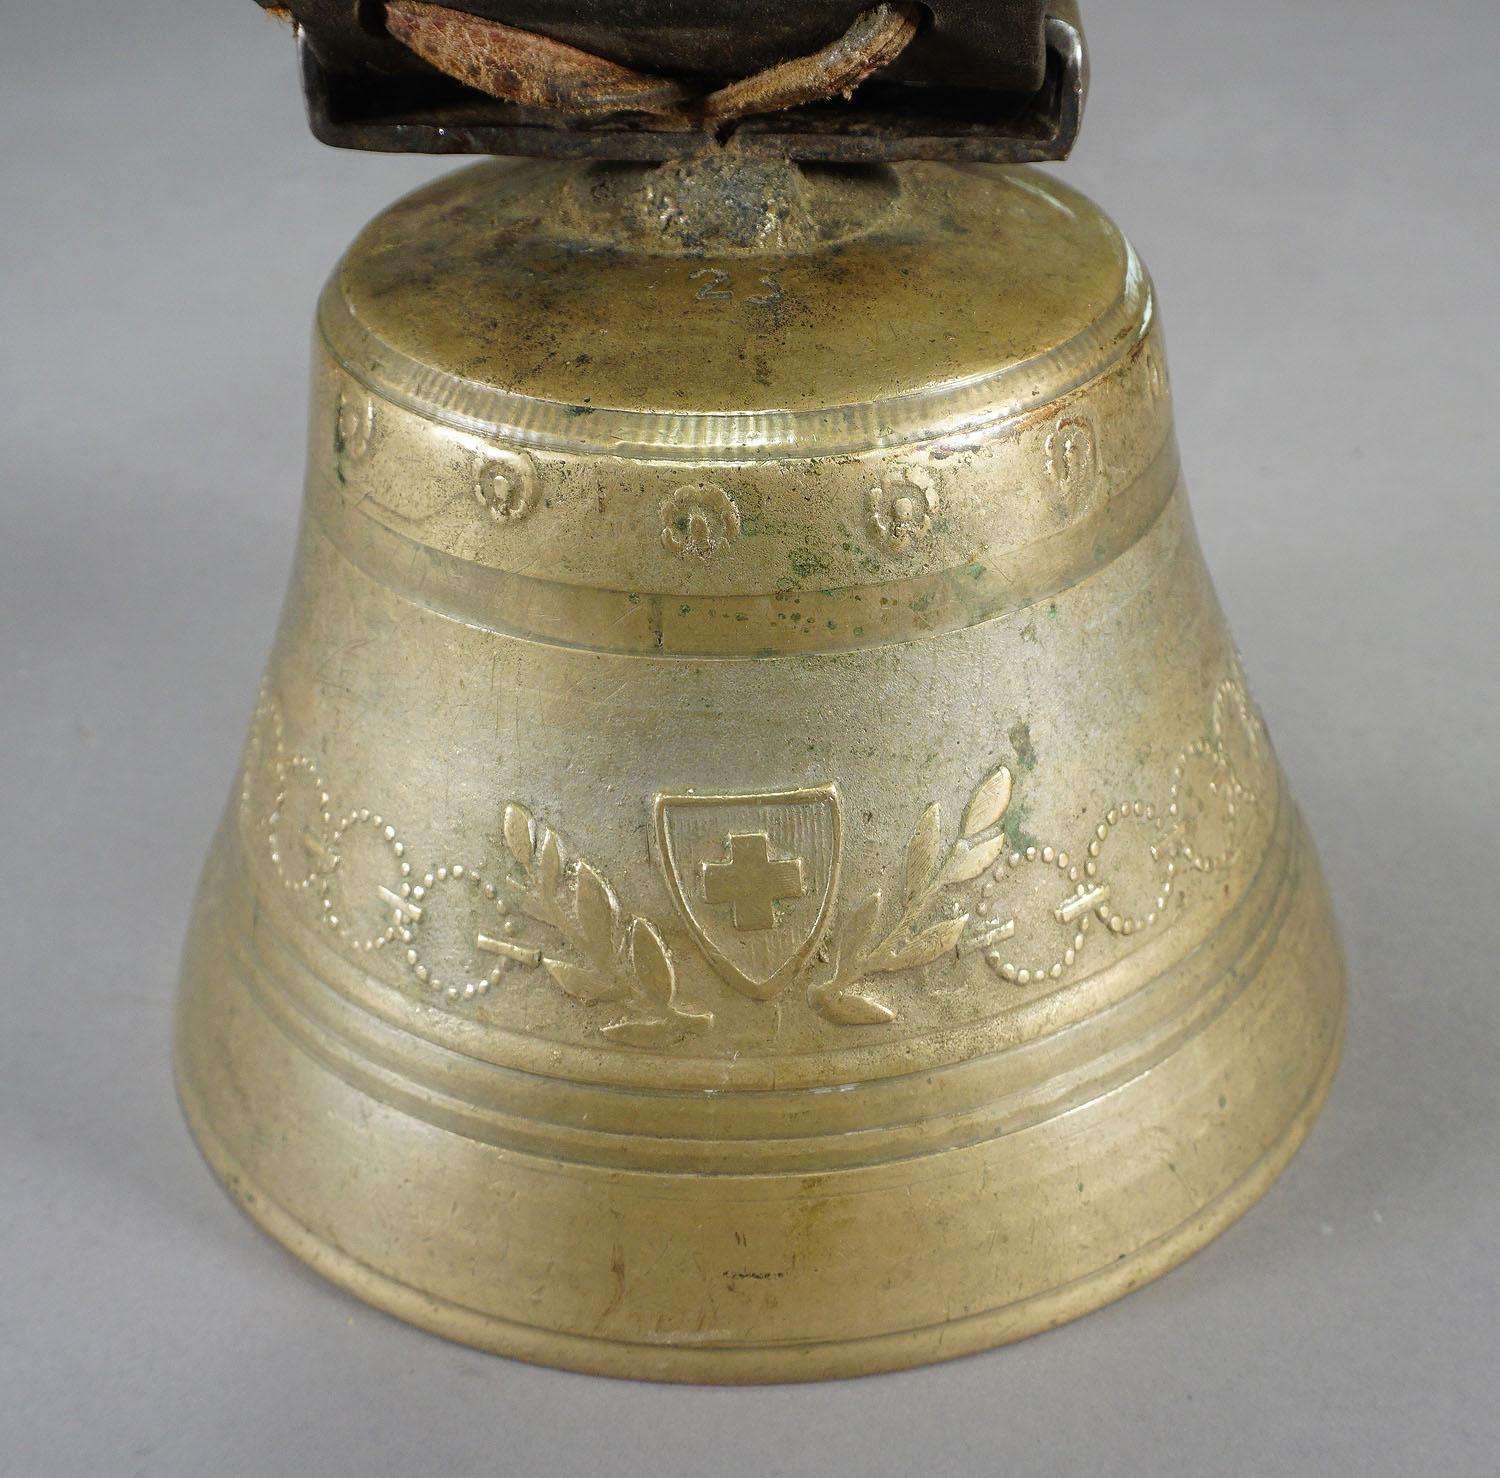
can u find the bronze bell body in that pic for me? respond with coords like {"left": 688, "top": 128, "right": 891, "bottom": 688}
{"left": 176, "top": 6, "right": 1344, "bottom": 1383}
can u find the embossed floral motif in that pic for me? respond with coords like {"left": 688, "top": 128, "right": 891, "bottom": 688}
{"left": 334, "top": 390, "right": 376, "bottom": 464}
{"left": 660, "top": 481, "right": 740, "bottom": 558}
{"left": 1143, "top": 344, "right": 1171, "bottom": 407}
{"left": 865, "top": 466, "right": 937, "bottom": 551}
{"left": 472, "top": 447, "right": 537, "bottom": 523}
{"left": 1043, "top": 415, "right": 1099, "bottom": 504}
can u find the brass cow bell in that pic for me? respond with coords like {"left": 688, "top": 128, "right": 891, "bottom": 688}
{"left": 176, "top": 4, "right": 1344, "bottom": 1381}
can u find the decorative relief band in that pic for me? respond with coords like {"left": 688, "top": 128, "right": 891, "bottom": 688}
{"left": 239, "top": 660, "right": 1271, "bottom": 1051}
{"left": 319, "top": 348, "right": 1167, "bottom": 588}
{"left": 311, "top": 438, "right": 1183, "bottom": 658}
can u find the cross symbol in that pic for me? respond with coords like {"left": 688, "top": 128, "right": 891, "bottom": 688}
{"left": 701, "top": 832, "right": 806, "bottom": 932}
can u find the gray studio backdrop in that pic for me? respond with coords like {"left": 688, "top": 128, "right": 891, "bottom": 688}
{"left": 2, "top": 1, "right": 1497, "bottom": 1473}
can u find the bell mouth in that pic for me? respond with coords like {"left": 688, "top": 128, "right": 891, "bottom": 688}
{"left": 178, "top": 1012, "right": 1342, "bottom": 1382}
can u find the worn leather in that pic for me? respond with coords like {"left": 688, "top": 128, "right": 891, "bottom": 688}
{"left": 266, "top": 0, "right": 1051, "bottom": 94}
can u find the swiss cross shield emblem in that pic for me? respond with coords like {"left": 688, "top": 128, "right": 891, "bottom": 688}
{"left": 654, "top": 787, "right": 844, "bottom": 1001}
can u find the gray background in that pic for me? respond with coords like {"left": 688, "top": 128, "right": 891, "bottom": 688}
{"left": 3, "top": 1, "right": 1497, "bottom": 1473}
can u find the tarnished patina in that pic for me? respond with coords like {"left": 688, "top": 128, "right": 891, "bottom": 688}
{"left": 175, "top": 155, "right": 1345, "bottom": 1380}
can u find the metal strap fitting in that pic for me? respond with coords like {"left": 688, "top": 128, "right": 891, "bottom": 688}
{"left": 259, "top": 1, "right": 1087, "bottom": 162}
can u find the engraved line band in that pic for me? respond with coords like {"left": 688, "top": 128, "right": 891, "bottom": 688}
{"left": 177, "top": 1030, "right": 1342, "bottom": 1379}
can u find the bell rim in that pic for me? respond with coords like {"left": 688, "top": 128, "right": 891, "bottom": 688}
{"left": 176, "top": 1009, "right": 1343, "bottom": 1383}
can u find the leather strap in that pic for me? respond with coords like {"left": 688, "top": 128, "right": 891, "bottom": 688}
{"left": 259, "top": 0, "right": 1087, "bottom": 163}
